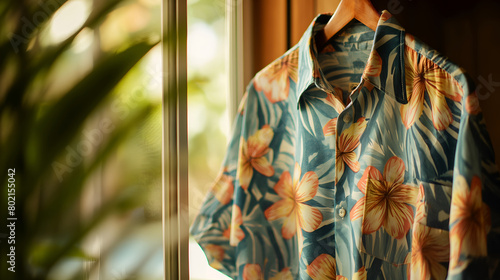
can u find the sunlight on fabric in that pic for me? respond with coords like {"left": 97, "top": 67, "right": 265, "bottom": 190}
{"left": 49, "top": 0, "right": 91, "bottom": 43}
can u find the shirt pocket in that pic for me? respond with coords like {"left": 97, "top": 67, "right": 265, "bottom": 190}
{"left": 356, "top": 174, "right": 422, "bottom": 265}
{"left": 410, "top": 181, "right": 451, "bottom": 278}
{"left": 414, "top": 180, "right": 452, "bottom": 230}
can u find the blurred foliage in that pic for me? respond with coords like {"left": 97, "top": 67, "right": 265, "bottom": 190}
{"left": 0, "top": 0, "right": 162, "bottom": 279}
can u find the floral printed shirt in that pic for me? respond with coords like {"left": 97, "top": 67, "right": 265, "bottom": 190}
{"left": 190, "top": 10, "right": 500, "bottom": 280}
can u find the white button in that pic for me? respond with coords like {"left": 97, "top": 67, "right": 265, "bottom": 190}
{"left": 339, "top": 208, "right": 346, "bottom": 218}
{"left": 343, "top": 113, "right": 352, "bottom": 123}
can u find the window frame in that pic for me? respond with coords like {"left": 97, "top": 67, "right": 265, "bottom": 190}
{"left": 162, "top": 0, "right": 189, "bottom": 279}
{"left": 227, "top": 0, "right": 245, "bottom": 122}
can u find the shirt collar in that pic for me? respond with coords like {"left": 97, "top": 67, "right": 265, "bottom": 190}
{"left": 295, "top": 10, "right": 408, "bottom": 106}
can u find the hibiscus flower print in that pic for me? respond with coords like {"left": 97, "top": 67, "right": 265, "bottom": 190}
{"left": 269, "top": 267, "right": 293, "bottom": 280}
{"left": 323, "top": 117, "right": 338, "bottom": 137}
{"left": 306, "top": 254, "right": 339, "bottom": 280}
{"left": 363, "top": 50, "right": 382, "bottom": 77}
{"left": 450, "top": 175, "right": 490, "bottom": 272}
{"left": 401, "top": 46, "right": 462, "bottom": 130}
{"left": 350, "top": 156, "right": 418, "bottom": 239}
{"left": 411, "top": 225, "right": 449, "bottom": 280}
{"left": 222, "top": 204, "right": 245, "bottom": 246}
{"left": 211, "top": 172, "right": 234, "bottom": 205}
{"left": 243, "top": 264, "right": 264, "bottom": 280}
{"left": 353, "top": 266, "right": 367, "bottom": 280}
{"left": 254, "top": 48, "right": 299, "bottom": 103}
{"left": 205, "top": 244, "right": 225, "bottom": 269}
{"left": 323, "top": 87, "right": 346, "bottom": 114}
{"left": 336, "top": 117, "right": 367, "bottom": 181}
{"left": 237, "top": 125, "right": 275, "bottom": 190}
{"left": 264, "top": 162, "right": 323, "bottom": 240}
{"left": 465, "top": 92, "right": 481, "bottom": 115}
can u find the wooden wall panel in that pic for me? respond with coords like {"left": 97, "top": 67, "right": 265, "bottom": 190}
{"left": 290, "top": 0, "right": 315, "bottom": 46}
{"left": 472, "top": 1, "right": 500, "bottom": 166}
{"left": 315, "top": 0, "right": 341, "bottom": 14}
{"left": 249, "top": 0, "right": 342, "bottom": 73}
{"left": 251, "top": 0, "right": 288, "bottom": 72}
{"left": 289, "top": 0, "right": 342, "bottom": 46}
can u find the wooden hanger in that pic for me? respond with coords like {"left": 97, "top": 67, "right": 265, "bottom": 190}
{"left": 316, "top": 0, "right": 380, "bottom": 51}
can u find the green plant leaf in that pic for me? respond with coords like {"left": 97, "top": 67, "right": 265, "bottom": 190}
{"left": 26, "top": 40, "right": 158, "bottom": 185}
{"left": 31, "top": 103, "right": 155, "bottom": 234}
{"left": 28, "top": 0, "right": 124, "bottom": 75}
{"left": 0, "top": 0, "right": 125, "bottom": 113}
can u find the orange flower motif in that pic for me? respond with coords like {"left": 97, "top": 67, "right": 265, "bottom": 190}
{"left": 381, "top": 10, "right": 392, "bottom": 21}
{"left": 237, "top": 125, "right": 275, "bottom": 190}
{"left": 353, "top": 266, "right": 367, "bottom": 280}
{"left": 450, "top": 175, "right": 490, "bottom": 271}
{"left": 336, "top": 117, "right": 367, "bottom": 181}
{"left": 254, "top": 48, "right": 299, "bottom": 103}
{"left": 406, "top": 34, "right": 416, "bottom": 46}
{"left": 363, "top": 79, "right": 375, "bottom": 92}
{"left": 205, "top": 244, "right": 225, "bottom": 269}
{"left": 211, "top": 173, "right": 234, "bottom": 205}
{"left": 401, "top": 47, "right": 463, "bottom": 130}
{"left": 243, "top": 264, "right": 264, "bottom": 280}
{"left": 350, "top": 156, "right": 418, "bottom": 239}
{"left": 270, "top": 267, "right": 293, "bottom": 280}
{"left": 363, "top": 51, "right": 382, "bottom": 77}
{"left": 306, "top": 254, "right": 337, "bottom": 280}
{"left": 323, "top": 118, "right": 337, "bottom": 137}
{"left": 323, "top": 87, "right": 346, "bottom": 114}
{"left": 465, "top": 92, "right": 481, "bottom": 115}
{"left": 264, "top": 163, "right": 323, "bottom": 240}
{"left": 411, "top": 225, "right": 449, "bottom": 280}
{"left": 223, "top": 204, "right": 245, "bottom": 246}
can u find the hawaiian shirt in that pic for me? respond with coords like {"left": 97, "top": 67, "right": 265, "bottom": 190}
{"left": 190, "top": 10, "right": 500, "bottom": 280}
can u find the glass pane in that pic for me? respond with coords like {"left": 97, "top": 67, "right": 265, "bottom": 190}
{"left": 187, "top": 0, "right": 232, "bottom": 279}
{"left": 0, "top": 0, "right": 162, "bottom": 279}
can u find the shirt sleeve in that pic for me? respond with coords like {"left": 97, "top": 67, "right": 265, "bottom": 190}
{"left": 449, "top": 77, "right": 500, "bottom": 279}
{"left": 189, "top": 92, "right": 248, "bottom": 279}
